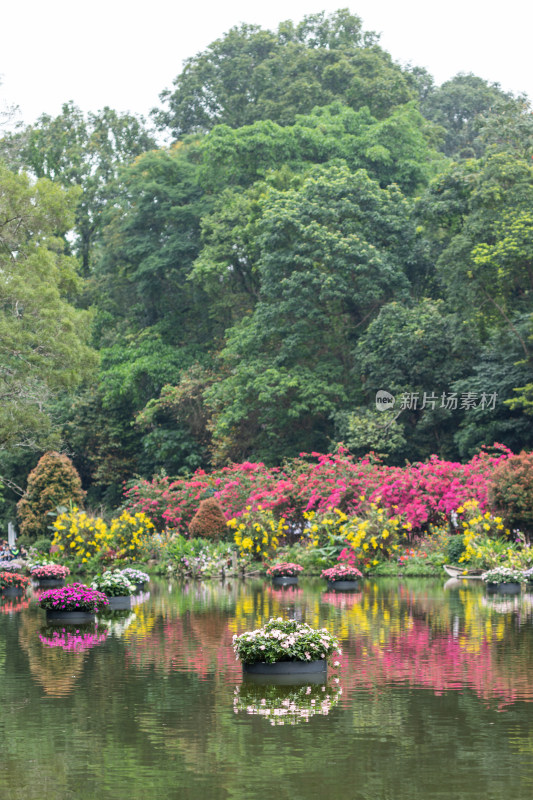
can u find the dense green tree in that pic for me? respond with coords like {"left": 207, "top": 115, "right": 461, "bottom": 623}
{"left": 0, "top": 162, "right": 96, "bottom": 451}
{"left": 198, "top": 102, "right": 445, "bottom": 195}
{"left": 3, "top": 102, "right": 156, "bottom": 274}
{"left": 421, "top": 73, "right": 520, "bottom": 157}
{"left": 155, "top": 10, "right": 414, "bottom": 136}
{"left": 205, "top": 162, "right": 412, "bottom": 462}
{"left": 352, "top": 299, "right": 478, "bottom": 459}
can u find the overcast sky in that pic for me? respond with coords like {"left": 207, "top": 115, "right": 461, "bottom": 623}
{"left": 2, "top": 0, "right": 531, "bottom": 127}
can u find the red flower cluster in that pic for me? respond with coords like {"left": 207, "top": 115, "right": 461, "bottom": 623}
{"left": 0, "top": 571, "right": 30, "bottom": 589}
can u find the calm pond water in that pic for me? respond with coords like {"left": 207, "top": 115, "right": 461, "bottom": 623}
{"left": 1, "top": 576, "right": 533, "bottom": 800}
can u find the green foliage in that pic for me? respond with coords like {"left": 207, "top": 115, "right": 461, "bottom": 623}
{"left": 155, "top": 10, "right": 413, "bottom": 136}
{"left": 490, "top": 451, "right": 533, "bottom": 535}
{"left": 0, "top": 163, "right": 97, "bottom": 451}
{"left": 16, "top": 452, "right": 86, "bottom": 541}
{"left": 6, "top": 102, "right": 156, "bottom": 274}
{"left": 446, "top": 535, "right": 466, "bottom": 564}
{"left": 206, "top": 162, "right": 411, "bottom": 462}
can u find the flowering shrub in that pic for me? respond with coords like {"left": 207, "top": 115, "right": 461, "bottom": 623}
{"left": 91, "top": 570, "right": 136, "bottom": 597}
{"left": 30, "top": 564, "right": 70, "bottom": 580}
{"left": 482, "top": 566, "right": 526, "bottom": 585}
{"left": 227, "top": 507, "right": 285, "bottom": 560}
{"left": 124, "top": 446, "right": 512, "bottom": 534}
{"left": 39, "top": 584, "right": 109, "bottom": 612}
{"left": 321, "top": 565, "right": 362, "bottom": 581}
{"left": 491, "top": 451, "right": 533, "bottom": 535}
{"left": 233, "top": 682, "right": 342, "bottom": 725}
{"left": 266, "top": 563, "right": 304, "bottom": 578}
{"left": 39, "top": 626, "right": 108, "bottom": 653}
{"left": 109, "top": 511, "right": 155, "bottom": 560}
{"left": 51, "top": 508, "right": 111, "bottom": 562}
{"left": 121, "top": 567, "right": 149, "bottom": 585}
{"left": 233, "top": 617, "right": 339, "bottom": 665}
{"left": 0, "top": 571, "right": 30, "bottom": 589}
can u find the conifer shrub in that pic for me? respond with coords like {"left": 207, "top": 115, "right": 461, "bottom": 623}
{"left": 188, "top": 498, "right": 228, "bottom": 540}
{"left": 17, "top": 452, "right": 85, "bottom": 541}
{"left": 490, "top": 451, "right": 533, "bottom": 537}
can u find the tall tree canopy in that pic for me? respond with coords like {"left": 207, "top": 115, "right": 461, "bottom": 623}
{"left": 0, "top": 162, "right": 96, "bottom": 450}
{"left": 155, "top": 9, "right": 415, "bottom": 137}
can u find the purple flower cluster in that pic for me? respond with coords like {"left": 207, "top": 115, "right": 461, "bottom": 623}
{"left": 38, "top": 583, "right": 109, "bottom": 612}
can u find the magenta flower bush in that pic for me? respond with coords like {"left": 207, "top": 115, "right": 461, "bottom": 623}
{"left": 321, "top": 565, "right": 362, "bottom": 582}
{"left": 124, "top": 445, "right": 512, "bottom": 535}
{"left": 267, "top": 562, "right": 304, "bottom": 577}
{"left": 31, "top": 564, "right": 70, "bottom": 580}
{"left": 0, "top": 571, "right": 30, "bottom": 590}
{"left": 39, "top": 583, "right": 109, "bottom": 613}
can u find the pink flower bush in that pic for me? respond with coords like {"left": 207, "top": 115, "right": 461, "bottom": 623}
{"left": 31, "top": 564, "right": 70, "bottom": 580}
{"left": 321, "top": 565, "right": 362, "bottom": 581}
{"left": 124, "top": 444, "right": 513, "bottom": 536}
{"left": 267, "top": 563, "right": 304, "bottom": 577}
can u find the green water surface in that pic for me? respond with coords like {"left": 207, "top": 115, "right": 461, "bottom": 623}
{"left": 1, "top": 577, "right": 533, "bottom": 799}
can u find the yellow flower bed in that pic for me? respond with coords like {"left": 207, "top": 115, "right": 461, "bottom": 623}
{"left": 227, "top": 506, "right": 285, "bottom": 560}
{"left": 51, "top": 508, "right": 111, "bottom": 563}
{"left": 109, "top": 510, "right": 155, "bottom": 560}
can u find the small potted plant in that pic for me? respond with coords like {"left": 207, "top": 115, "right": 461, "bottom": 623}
{"left": 233, "top": 617, "right": 340, "bottom": 677}
{"left": 266, "top": 563, "right": 304, "bottom": 586}
{"left": 482, "top": 566, "right": 525, "bottom": 594}
{"left": 0, "top": 571, "right": 30, "bottom": 597}
{"left": 121, "top": 567, "right": 150, "bottom": 592}
{"left": 321, "top": 565, "right": 363, "bottom": 591}
{"left": 91, "top": 570, "right": 136, "bottom": 610}
{"left": 30, "top": 563, "right": 70, "bottom": 588}
{"left": 39, "top": 583, "right": 109, "bottom": 624}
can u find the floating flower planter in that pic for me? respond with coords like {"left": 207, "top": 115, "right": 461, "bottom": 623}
{"left": 321, "top": 565, "right": 362, "bottom": 591}
{"left": 30, "top": 563, "right": 70, "bottom": 588}
{"left": 0, "top": 571, "right": 30, "bottom": 597}
{"left": 267, "top": 563, "right": 303, "bottom": 586}
{"left": 121, "top": 567, "right": 150, "bottom": 593}
{"left": 233, "top": 617, "right": 340, "bottom": 679}
{"left": 482, "top": 567, "right": 525, "bottom": 595}
{"left": 91, "top": 570, "right": 136, "bottom": 610}
{"left": 39, "top": 583, "right": 109, "bottom": 624}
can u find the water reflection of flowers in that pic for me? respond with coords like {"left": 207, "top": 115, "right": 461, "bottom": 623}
{"left": 100, "top": 612, "right": 137, "bottom": 637}
{"left": 322, "top": 591, "right": 362, "bottom": 608}
{"left": 233, "top": 682, "right": 342, "bottom": 725}
{"left": 39, "top": 626, "right": 108, "bottom": 653}
{"left": 481, "top": 594, "right": 526, "bottom": 614}
{"left": 0, "top": 597, "right": 31, "bottom": 614}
